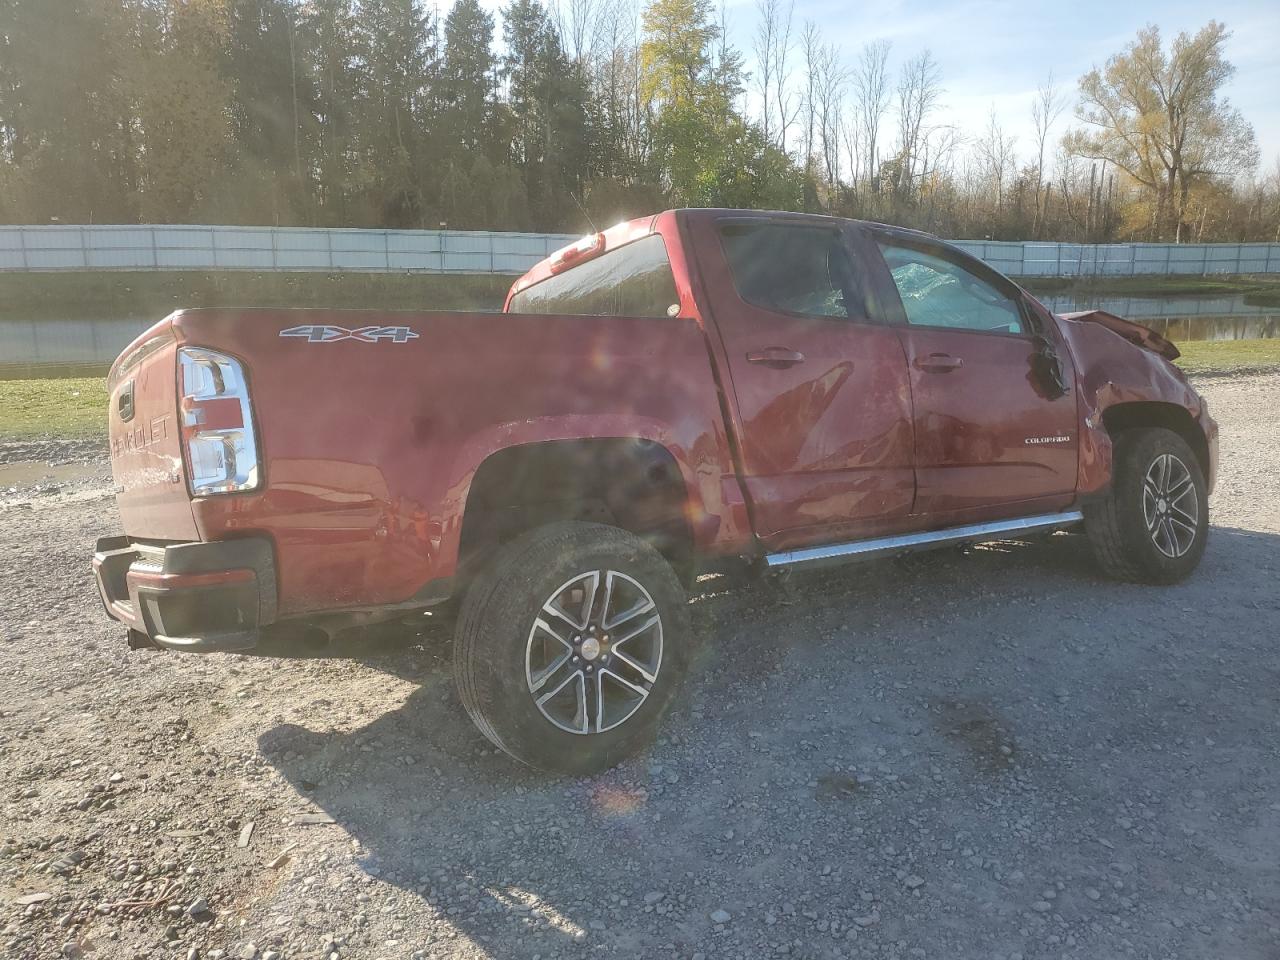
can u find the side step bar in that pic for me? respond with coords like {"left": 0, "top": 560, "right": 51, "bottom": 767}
{"left": 764, "top": 510, "right": 1085, "bottom": 570}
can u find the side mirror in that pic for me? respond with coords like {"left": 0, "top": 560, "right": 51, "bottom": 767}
{"left": 1030, "top": 334, "right": 1069, "bottom": 400}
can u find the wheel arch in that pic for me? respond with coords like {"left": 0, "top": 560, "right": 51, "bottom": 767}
{"left": 1100, "top": 401, "right": 1211, "bottom": 484}
{"left": 456, "top": 437, "right": 697, "bottom": 586}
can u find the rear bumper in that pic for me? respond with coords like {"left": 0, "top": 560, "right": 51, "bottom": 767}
{"left": 92, "top": 536, "right": 276, "bottom": 652}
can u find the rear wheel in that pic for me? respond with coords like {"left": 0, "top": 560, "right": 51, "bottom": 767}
{"left": 454, "top": 521, "right": 690, "bottom": 774}
{"left": 1084, "top": 427, "right": 1208, "bottom": 584}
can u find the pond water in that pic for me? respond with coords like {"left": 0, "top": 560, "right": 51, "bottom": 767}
{"left": 0, "top": 317, "right": 152, "bottom": 377}
{"left": 1, "top": 292, "right": 1277, "bottom": 377}
{"left": 1039, "top": 293, "right": 1279, "bottom": 341}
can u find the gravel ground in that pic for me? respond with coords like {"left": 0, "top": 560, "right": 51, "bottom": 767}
{"left": 2, "top": 373, "right": 1279, "bottom": 960}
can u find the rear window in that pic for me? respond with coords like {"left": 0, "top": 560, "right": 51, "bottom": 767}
{"left": 510, "top": 234, "right": 680, "bottom": 317}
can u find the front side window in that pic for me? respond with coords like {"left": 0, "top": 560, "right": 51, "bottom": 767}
{"left": 509, "top": 234, "right": 680, "bottom": 317}
{"left": 876, "top": 241, "right": 1026, "bottom": 335}
{"left": 718, "top": 222, "right": 868, "bottom": 321}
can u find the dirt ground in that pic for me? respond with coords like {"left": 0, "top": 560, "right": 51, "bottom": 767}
{"left": 2, "top": 374, "right": 1278, "bottom": 960}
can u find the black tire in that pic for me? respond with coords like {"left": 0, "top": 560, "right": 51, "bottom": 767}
{"left": 454, "top": 521, "right": 690, "bottom": 774}
{"left": 1084, "top": 427, "right": 1208, "bottom": 584}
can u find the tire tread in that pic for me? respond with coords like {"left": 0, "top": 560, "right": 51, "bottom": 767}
{"left": 1084, "top": 427, "right": 1208, "bottom": 584}
{"left": 453, "top": 521, "right": 687, "bottom": 773}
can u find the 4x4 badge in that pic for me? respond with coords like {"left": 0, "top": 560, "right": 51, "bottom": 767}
{"left": 279, "top": 324, "right": 419, "bottom": 343}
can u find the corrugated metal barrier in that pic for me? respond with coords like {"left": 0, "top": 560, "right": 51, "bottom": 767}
{"left": 1, "top": 224, "right": 1277, "bottom": 276}
{"left": 0, "top": 225, "right": 578, "bottom": 274}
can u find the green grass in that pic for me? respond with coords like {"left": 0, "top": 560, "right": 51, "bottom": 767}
{"left": 3, "top": 340, "right": 1278, "bottom": 442}
{"left": 0, "top": 270, "right": 512, "bottom": 322}
{"left": 0, "top": 377, "right": 108, "bottom": 439}
{"left": 1174, "top": 339, "right": 1280, "bottom": 377}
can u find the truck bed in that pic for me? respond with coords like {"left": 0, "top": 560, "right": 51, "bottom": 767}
{"left": 107, "top": 308, "right": 746, "bottom": 618}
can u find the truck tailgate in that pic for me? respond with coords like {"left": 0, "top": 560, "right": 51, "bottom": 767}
{"left": 107, "top": 322, "right": 198, "bottom": 541}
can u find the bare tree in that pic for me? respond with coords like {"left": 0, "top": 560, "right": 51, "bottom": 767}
{"left": 808, "top": 40, "right": 847, "bottom": 194}
{"left": 590, "top": 0, "right": 647, "bottom": 174}
{"left": 555, "top": 0, "right": 601, "bottom": 65}
{"left": 1270, "top": 157, "right": 1280, "bottom": 242}
{"left": 1030, "top": 70, "right": 1065, "bottom": 235}
{"left": 893, "top": 49, "right": 942, "bottom": 200}
{"left": 841, "top": 115, "right": 861, "bottom": 200}
{"left": 753, "top": 0, "right": 778, "bottom": 145}
{"left": 751, "top": 0, "right": 796, "bottom": 151}
{"left": 975, "top": 105, "right": 1016, "bottom": 212}
{"left": 800, "top": 20, "right": 819, "bottom": 168}
{"left": 851, "top": 39, "right": 890, "bottom": 192}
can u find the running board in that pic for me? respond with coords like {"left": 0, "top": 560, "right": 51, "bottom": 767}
{"left": 763, "top": 510, "right": 1085, "bottom": 570}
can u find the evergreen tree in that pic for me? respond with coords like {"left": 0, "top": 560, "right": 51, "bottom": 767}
{"left": 358, "top": 0, "right": 433, "bottom": 225}
{"left": 223, "top": 0, "right": 316, "bottom": 222}
{"left": 134, "top": 0, "right": 235, "bottom": 222}
{"left": 502, "top": 0, "right": 590, "bottom": 225}
{"left": 441, "top": 0, "right": 496, "bottom": 157}
{"left": 298, "top": 0, "right": 365, "bottom": 224}
{"left": 0, "top": 0, "right": 137, "bottom": 222}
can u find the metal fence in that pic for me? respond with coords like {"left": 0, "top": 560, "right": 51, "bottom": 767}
{"left": 2, "top": 223, "right": 1279, "bottom": 277}
{"left": 949, "top": 240, "right": 1280, "bottom": 277}
{"left": 0, "top": 225, "right": 577, "bottom": 275}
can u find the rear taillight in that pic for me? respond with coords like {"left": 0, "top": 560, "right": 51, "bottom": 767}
{"left": 177, "top": 347, "right": 260, "bottom": 496}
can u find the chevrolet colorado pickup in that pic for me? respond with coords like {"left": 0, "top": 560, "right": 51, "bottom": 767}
{"left": 94, "top": 209, "right": 1218, "bottom": 773}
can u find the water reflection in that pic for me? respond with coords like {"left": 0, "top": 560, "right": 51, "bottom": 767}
{"left": 0, "top": 317, "right": 151, "bottom": 378}
{"left": 1041, "top": 293, "right": 1279, "bottom": 342}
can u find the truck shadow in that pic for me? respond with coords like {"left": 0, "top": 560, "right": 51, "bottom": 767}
{"left": 256, "top": 524, "right": 1274, "bottom": 957}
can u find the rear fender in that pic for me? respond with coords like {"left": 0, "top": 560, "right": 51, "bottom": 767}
{"left": 441, "top": 414, "right": 746, "bottom": 573}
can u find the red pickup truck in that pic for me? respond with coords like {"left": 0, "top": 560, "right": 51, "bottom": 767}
{"left": 94, "top": 209, "right": 1217, "bottom": 772}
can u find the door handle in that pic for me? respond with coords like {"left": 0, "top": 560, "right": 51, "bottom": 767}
{"left": 746, "top": 347, "right": 806, "bottom": 369}
{"left": 914, "top": 352, "right": 963, "bottom": 373}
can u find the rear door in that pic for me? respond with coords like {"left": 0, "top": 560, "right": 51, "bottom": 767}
{"left": 867, "top": 233, "right": 1078, "bottom": 521}
{"left": 687, "top": 214, "right": 915, "bottom": 549}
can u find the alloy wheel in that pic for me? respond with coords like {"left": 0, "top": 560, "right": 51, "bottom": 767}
{"left": 525, "top": 570, "right": 664, "bottom": 735}
{"left": 1142, "top": 453, "right": 1199, "bottom": 559}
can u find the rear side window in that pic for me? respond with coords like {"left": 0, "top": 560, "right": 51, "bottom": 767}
{"left": 718, "top": 222, "right": 869, "bottom": 321}
{"left": 510, "top": 234, "right": 680, "bottom": 317}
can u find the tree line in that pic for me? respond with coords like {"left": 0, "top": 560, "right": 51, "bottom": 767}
{"left": 1, "top": 1, "right": 1276, "bottom": 242}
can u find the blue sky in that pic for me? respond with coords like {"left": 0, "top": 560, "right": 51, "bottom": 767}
{"left": 720, "top": 0, "right": 1280, "bottom": 176}
{"left": 494, "top": 0, "right": 1279, "bottom": 178}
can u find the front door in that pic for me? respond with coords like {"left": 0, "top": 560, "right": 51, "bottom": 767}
{"left": 868, "top": 234, "right": 1078, "bottom": 521}
{"left": 688, "top": 214, "right": 915, "bottom": 548}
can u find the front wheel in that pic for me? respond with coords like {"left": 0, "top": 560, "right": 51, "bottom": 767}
{"left": 454, "top": 521, "right": 690, "bottom": 774}
{"left": 1084, "top": 427, "right": 1209, "bottom": 584}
